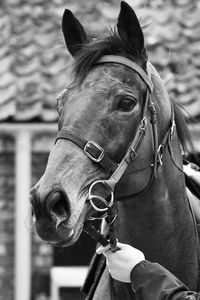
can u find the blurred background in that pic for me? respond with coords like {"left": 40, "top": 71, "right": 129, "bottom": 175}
{"left": 0, "top": 0, "right": 200, "bottom": 299}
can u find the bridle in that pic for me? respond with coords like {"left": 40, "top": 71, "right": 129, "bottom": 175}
{"left": 55, "top": 55, "right": 175, "bottom": 251}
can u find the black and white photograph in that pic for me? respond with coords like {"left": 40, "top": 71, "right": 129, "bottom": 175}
{"left": 0, "top": 0, "right": 200, "bottom": 299}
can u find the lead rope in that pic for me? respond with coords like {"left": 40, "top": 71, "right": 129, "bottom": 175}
{"left": 106, "top": 203, "right": 118, "bottom": 252}
{"left": 83, "top": 221, "right": 109, "bottom": 247}
{"left": 84, "top": 201, "right": 118, "bottom": 252}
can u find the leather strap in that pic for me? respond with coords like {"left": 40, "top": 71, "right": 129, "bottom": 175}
{"left": 97, "top": 55, "right": 153, "bottom": 92}
{"left": 55, "top": 130, "right": 117, "bottom": 173}
{"left": 103, "top": 116, "right": 147, "bottom": 191}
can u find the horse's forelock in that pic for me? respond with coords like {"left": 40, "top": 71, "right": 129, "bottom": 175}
{"left": 172, "top": 100, "right": 194, "bottom": 153}
{"left": 72, "top": 29, "right": 147, "bottom": 84}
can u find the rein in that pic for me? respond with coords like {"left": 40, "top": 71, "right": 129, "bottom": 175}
{"left": 55, "top": 55, "right": 175, "bottom": 251}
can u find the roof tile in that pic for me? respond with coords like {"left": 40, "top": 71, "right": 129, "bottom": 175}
{"left": 0, "top": 0, "right": 199, "bottom": 123}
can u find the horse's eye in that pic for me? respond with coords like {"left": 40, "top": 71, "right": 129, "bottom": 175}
{"left": 117, "top": 97, "right": 137, "bottom": 112}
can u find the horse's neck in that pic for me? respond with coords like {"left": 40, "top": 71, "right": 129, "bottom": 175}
{"left": 117, "top": 143, "right": 199, "bottom": 291}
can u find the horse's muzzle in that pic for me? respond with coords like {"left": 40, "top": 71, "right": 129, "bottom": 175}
{"left": 30, "top": 187, "right": 72, "bottom": 242}
{"left": 31, "top": 187, "right": 70, "bottom": 217}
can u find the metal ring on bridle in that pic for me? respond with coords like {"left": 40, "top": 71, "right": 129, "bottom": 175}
{"left": 88, "top": 180, "right": 114, "bottom": 212}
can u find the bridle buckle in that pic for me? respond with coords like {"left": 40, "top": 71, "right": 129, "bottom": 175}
{"left": 139, "top": 117, "right": 147, "bottom": 132}
{"left": 84, "top": 141, "right": 104, "bottom": 162}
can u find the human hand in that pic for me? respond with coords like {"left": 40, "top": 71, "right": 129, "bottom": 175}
{"left": 184, "top": 164, "right": 200, "bottom": 184}
{"left": 96, "top": 242, "right": 145, "bottom": 282}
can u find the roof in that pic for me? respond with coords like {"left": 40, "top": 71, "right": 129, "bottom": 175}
{"left": 0, "top": 0, "right": 199, "bottom": 122}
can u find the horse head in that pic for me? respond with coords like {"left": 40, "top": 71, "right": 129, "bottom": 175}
{"left": 30, "top": 2, "right": 172, "bottom": 246}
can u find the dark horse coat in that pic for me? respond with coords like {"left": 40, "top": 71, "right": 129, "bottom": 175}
{"left": 30, "top": 2, "right": 200, "bottom": 300}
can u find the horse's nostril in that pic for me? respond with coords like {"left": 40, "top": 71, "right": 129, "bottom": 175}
{"left": 46, "top": 191, "right": 70, "bottom": 219}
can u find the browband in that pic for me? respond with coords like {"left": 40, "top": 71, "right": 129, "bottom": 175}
{"left": 97, "top": 55, "right": 153, "bottom": 92}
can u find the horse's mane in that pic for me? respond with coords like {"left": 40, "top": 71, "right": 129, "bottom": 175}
{"left": 172, "top": 99, "right": 193, "bottom": 153}
{"left": 72, "top": 29, "right": 193, "bottom": 154}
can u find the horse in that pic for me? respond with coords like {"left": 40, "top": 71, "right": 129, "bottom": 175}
{"left": 30, "top": 2, "right": 200, "bottom": 299}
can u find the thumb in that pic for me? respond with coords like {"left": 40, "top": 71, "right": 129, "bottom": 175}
{"left": 114, "top": 242, "right": 132, "bottom": 250}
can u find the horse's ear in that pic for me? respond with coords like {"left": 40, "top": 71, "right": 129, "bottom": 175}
{"left": 62, "top": 9, "right": 90, "bottom": 57}
{"left": 117, "top": 1, "right": 145, "bottom": 57}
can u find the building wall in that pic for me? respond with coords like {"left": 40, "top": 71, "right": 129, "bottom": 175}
{"left": 0, "top": 145, "right": 15, "bottom": 300}
{"left": 31, "top": 153, "right": 53, "bottom": 300}
{"left": 0, "top": 0, "right": 200, "bottom": 122}
{"left": 0, "top": 136, "right": 53, "bottom": 300}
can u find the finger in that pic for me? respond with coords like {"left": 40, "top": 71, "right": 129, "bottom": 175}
{"left": 116, "top": 242, "right": 134, "bottom": 250}
{"left": 115, "top": 242, "right": 127, "bottom": 249}
{"left": 96, "top": 244, "right": 110, "bottom": 255}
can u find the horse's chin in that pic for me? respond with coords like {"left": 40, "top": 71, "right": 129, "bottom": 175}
{"left": 50, "top": 223, "right": 83, "bottom": 247}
